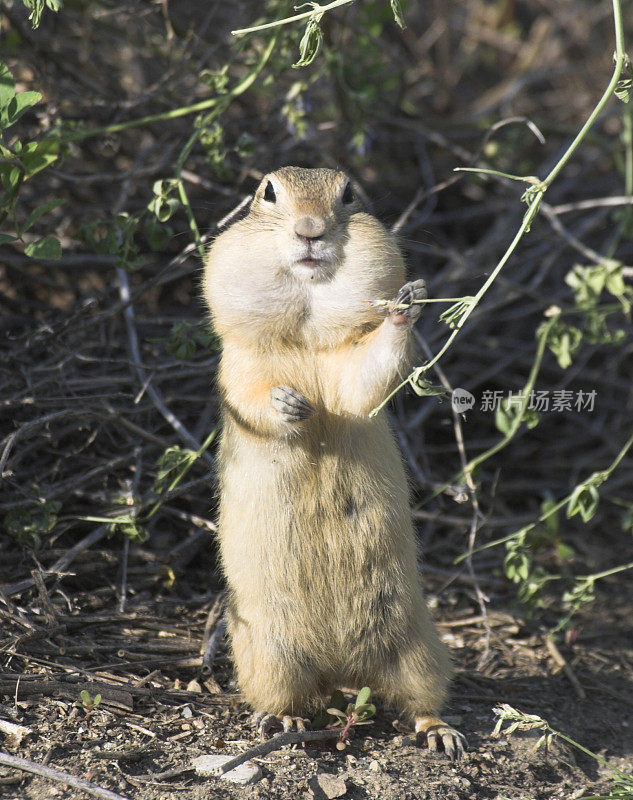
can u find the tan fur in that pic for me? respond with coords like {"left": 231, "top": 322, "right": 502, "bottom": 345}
{"left": 203, "top": 167, "right": 452, "bottom": 724}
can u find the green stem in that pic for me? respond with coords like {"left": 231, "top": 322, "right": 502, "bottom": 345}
{"left": 552, "top": 727, "right": 633, "bottom": 782}
{"left": 426, "top": 196, "right": 542, "bottom": 369}
{"left": 371, "top": 0, "right": 627, "bottom": 415}
{"left": 456, "top": 428, "right": 633, "bottom": 562}
{"left": 62, "top": 34, "right": 277, "bottom": 143}
{"left": 454, "top": 167, "right": 544, "bottom": 185}
{"left": 624, "top": 105, "right": 633, "bottom": 197}
{"left": 369, "top": 201, "right": 542, "bottom": 416}
{"left": 461, "top": 314, "right": 556, "bottom": 477}
{"left": 176, "top": 179, "right": 205, "bottom": 259}
{"left": 542, "top": 0, "right": 626, "bottom": 188}
{"left": 581, "top": 560, "right": 633, "bottom": 582}
{"left": 232, "top": 0, "right": 354, "bottom": 36}
{"left": 70, "top": 426, "right": 219, "bottom": 529}
{"left": 145, "top": 425, "right": 218, "bottom": 522}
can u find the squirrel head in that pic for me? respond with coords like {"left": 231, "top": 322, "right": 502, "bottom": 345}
{"left": 204, "top": 166, "right": 405, "bottom": 348}
{"left": 247, "top": 167, "right": 360, "bottom": 281}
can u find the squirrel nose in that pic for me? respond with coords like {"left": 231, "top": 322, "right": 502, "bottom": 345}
{"left": 294, "top": 215, "right": 325, "bottom": 240}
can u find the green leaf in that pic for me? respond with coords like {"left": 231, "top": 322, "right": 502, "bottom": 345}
{"left": 567, "top": 484, "right": 600, "bottom": 522}
{"left": 154, "top": 445, "right": 198, "bottom": 493}
{"left": 544, "top": 320, "right": 582, "bottom": 369}
{"left": 80, "top": 690, "right": 91, "bottom": 706}
{"left": 21, "top": 138, "right": 59, "bottom": 178}
{"left": 92, "top": 694, "right": 102, "bottom": 707}
{"left": 542, "top": 497, "right": 559, "bottom": 535}
{"left": 565, "top": 262, "right": 633, "bottom": 313}
{"left": 0, "top": 234, "right": 18, "bottom": 244}
{"left": 24, "top": 236, "right": 62, "bottom": 260}
{"left": 504, "top": 542, "right": 531, "bottom": 584}
{"left": 328, "top": 689, "right": 347, "bottom": 712}
{"left": 23, "top": 199, "right": 65, "bottom": 232}
{"left": 495, "top": 396, "right": 531, "bottom": 436}
{"left": 556, "top": 543, "right": 575, "bottom": 561}
{"left": 409, "top": 373, "right": 448, "bottom": 398}
{"left": 562, "top": 577, "right": 595, "bottom": 610}
{"left": 390, "top": 0, "right": 406, "bottom": 29}
{"left": 200, "top": 66, "right": 229, "bottom": 95}
{"left": 148, "top": 179, "right": 181, "bottom": 222}
{"left": 615, "top": 78, "right": 633, "bottom": 103}
{"left": 439, "top": 297, "right": 474, "bottom": 329}
{"left": 293, "top": 15, "right": 323, "bottom": 68}
{"left": 314, "top": 691, "right": 349, "bottom": 726}
{"left": 0, "top": 162, "right": 25, "bottom": 191}
{"left": 355, "top": 703, "right": 376, "bottom": 721}
{"left": 143, "top": 216, "right": 171, "bottom": 251}
{"left": 23, "top": 0, "right": 63, "bottom": 29}
{"left": 355, "top": 687, "right": 371, "bottom": 709}
{"left": 115, "top": 521, "right": 149, "bottom": 543}
{"left": 0, "top": 62, "right": 15, "bottom": 111}
{"left": 4, "top": 91, "right": 41, "bottom": 128}
{"left": 4, "top": 499, "right": 61, "bottom": 550}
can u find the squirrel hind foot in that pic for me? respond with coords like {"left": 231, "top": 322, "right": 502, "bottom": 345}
{"left": 414, "top": 716, "right": 468, "bottom": 761}
{"left": 252, "top": 712, "right": 311, "bottom": 740}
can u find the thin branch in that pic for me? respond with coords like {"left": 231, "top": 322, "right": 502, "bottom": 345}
{"left": 116, "top": 267, "right": 213, "bottom": 463}
{"left": 0, "top": 525, "right": 109, "bottom": 597}
{"left": 212, "top": 729, "right": 342, "bottom": 776}
{"left": 413, "top": 330, "right": 492, "bottom": 664}
{"left": 0, "top": 751, "right": 129, "bottom": 800}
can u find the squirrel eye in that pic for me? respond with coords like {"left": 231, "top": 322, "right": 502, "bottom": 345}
{"left": 263, "top": 181, "right": 276, "bottom": 203}
{"left": 342, "top": 181, "right": 354, "bottom": 204}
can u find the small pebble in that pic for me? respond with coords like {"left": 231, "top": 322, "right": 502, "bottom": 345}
{"left": 369, "top": 760, "right": 381, "bottom": 772}
{"left": 309, "top": 772, "right": 347, "bottom": 799}
{"left": 192, "top": 754, "right": 262, "bottom": 785}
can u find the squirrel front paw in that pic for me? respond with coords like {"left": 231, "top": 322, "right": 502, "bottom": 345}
{"left": 270, "top": 386, "right": 315, "bottom": 422}
{"left": 390, "top": 279, "right": 427, "bottom": 326}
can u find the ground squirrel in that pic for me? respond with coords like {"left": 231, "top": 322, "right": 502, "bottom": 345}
{"left": 203, "top": 166, "right": 466, "bottom": 760}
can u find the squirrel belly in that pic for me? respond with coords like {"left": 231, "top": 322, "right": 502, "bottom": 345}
{"left": 218, "top": 399, "right": 451, "bottom": 717}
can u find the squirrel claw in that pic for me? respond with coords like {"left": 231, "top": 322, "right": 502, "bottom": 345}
{"left": 391, "top": 279, "right": 427, "bottom": 326}
{"left": 270, "top": 386, "right": 315, "bottom": 422}
{"left": 415, "top": 718, "right": 467, "bottom": 761}
{"left": 252, "top": 712, "right": 310, "bottom": 740}
{"left": 282, "top": 715, "right": 310, "bottom": 734}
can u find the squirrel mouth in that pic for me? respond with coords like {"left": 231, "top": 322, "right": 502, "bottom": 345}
{"left": 295, "top": 257, "right": 323, "bottom": 269}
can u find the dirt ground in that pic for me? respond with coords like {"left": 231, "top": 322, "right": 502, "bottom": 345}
{"left": 1, "top": 540, "right": 632, "bottom": 800}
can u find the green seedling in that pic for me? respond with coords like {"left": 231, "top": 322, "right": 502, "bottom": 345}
{"left": 79, "top": 690, "right": 101, "bottom": 729}
{"left": 317, "top": 687, "right": 376, "bottom": 751}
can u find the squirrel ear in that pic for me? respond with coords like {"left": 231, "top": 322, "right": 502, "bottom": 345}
{"left": 342, "top": 181, "right": 354, "bottom": 204}
{"left": 264, "top": 181, "right": 276, "bottom": 203}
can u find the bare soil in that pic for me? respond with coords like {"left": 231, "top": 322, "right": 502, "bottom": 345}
{"left": 1, "top": 541, "right": 632, "bottom": 800}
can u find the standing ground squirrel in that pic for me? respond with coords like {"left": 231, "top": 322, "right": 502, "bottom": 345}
{"left": 203, "top": 166, "right": 466, "bottom": 760}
